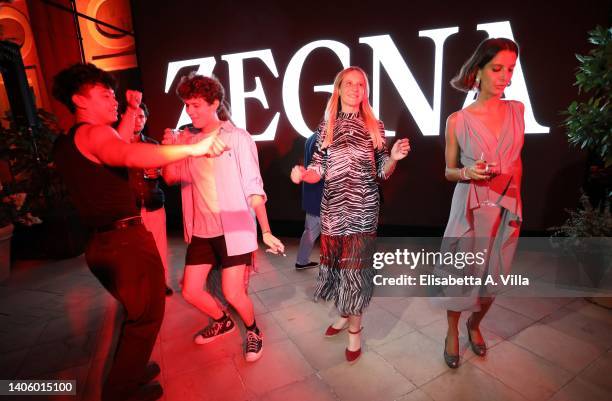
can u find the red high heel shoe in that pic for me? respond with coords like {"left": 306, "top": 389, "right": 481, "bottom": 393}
{"left": 324, "top": 315, "right": 349, "bottom": 337}
{"left": 345, "top": 327, "right": 363, "bottom": 363}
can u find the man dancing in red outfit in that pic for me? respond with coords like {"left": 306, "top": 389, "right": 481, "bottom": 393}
{"left": 52, "top": 63, "right": 227, "bottom": 401}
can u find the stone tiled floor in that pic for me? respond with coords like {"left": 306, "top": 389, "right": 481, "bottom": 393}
{"left": 1, "top": 236, "right": 611, "bottom": 401}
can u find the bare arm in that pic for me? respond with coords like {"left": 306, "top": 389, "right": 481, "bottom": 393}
{"left": 116, "top": 107, "right": 137, "bottom": 142}
{"left": 290, "top": 165, "right": 322, "bottom": 184}
{"left": 78, "top": 125, "right": 227, "bottom": 169}
{"left": 374, "top": 122, "right": 394, "bottom": 180}
{"left": 291, "top": 128, "right": 325, "bottom": 184}
{"left": 160, "top": 128, "right": 182, "bottom": 185}
{"left": 249, "top": 194, "right": 271, "bottom": 233}
{"left": 444, "top": 113, "right": 487, "bottom": 182}
{"left": 231, "top": 132, "right": 284, "bottom": 253}
{"left": 444, "top": 113, "right": 462, "bottom": 182}
{"left": 382, "top": 158, "right": 397, "bottom": 178}
{"left": 249, "top": 194, "right": 285, "bottom": 253}
{"left": 162, "top": 162, "right": 182, "bottom": 185}
{"left": 381, "top": 138, "right": 410, "bottom": 177}
{"left": 302, "top": 169, "right": 322, "bottom": 183}
{"left": 514, "top": 101, "right": 525, "bottom": 182}
{"left": 115, "top": 90, "right": 142, "bottom": 142}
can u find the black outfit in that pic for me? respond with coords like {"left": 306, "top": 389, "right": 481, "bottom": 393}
{"left": 54, "top": 124, "right": 165, "bottom": 401}
{"left": 129, "top": 133, "right": 165, "bottom": 211}
{"left": 186, "top": 235, "right": 252, "bottom": 267}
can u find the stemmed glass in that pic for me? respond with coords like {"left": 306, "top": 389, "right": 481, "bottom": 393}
{"left": 143, "top": 168, "right": 161, "bottom": 180}
{"left": 476, "top": 152, "right": 496, "bottom": 207}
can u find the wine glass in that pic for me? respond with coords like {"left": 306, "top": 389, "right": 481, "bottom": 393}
{"left": 143, "top": 168, "right": 161, "bottom": 180}
{"left": 476, "top": 152, "right": 495, "bottom": 207}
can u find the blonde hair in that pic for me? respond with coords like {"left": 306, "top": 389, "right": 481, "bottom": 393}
{"left": 322, "top": 66, "right": 384, "bottom": 150}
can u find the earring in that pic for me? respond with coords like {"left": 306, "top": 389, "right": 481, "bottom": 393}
{"left": 507, "top": 80, "right": 512, "bottom": 87}
{"left": 473, "top": 76, "right": 481, "bottom": 91}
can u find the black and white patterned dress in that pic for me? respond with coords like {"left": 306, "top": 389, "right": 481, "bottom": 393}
{"left": 308, "top": 111, "right": 394, "bottom": 315}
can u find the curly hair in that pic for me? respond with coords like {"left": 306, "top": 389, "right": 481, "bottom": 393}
{"left": 139, "top": 102, "right": 149, "bottom": 118}
{"left": 52, "top": 63, "right": 117, "bottom": 113}
{"left": 450, "top": 38, "right": 519, "bottom": 93}
{"left": 175, "top": 72, "right": 231, "bottom": 121}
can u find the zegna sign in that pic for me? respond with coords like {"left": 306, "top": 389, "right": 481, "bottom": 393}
{"left": 164, "top": 21, "right": 549, "bottom": 141}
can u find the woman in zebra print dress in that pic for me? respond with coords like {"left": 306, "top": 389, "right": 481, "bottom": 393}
{"left": 291, "top": 66, "right": 410, "bottom": 363}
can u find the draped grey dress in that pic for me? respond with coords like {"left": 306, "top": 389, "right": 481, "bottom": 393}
{"left": 434, "top": 100, "right": 524, "bottom": 312}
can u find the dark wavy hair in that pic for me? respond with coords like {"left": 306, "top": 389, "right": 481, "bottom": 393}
{"left": 176, "top": 72, "right": 231, "bottom": 121}
{"left": 52, "top": 63, "right": 117, "bottom": 113}
{"left": 450, "top": 38, "right": 519, "bottom": 93}
{"left": 139, "top": 102, "right": 149, "bottom": 118}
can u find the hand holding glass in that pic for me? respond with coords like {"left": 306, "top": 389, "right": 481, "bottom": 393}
{"left": 477, "top": 152, "right": 496, "bottom": 206}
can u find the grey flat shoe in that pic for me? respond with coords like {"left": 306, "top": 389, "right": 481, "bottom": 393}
{"left": 444, "top": 336, "right": 459, "bottom": 369}
{"left": 466, "top": 316, "right": 487, "bottom": 357}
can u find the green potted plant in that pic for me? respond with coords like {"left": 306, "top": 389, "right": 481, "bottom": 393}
{"left": 564, "top": 25, "right": 611, "bottom": 198}
{"left": 0, "top": 182, "right": 44, "bottom": 281}
{"left": 556, "top": 25, "right": 612, "bottom": 308}
{"left": 0, "top": 109, "right": 85, "bottom": 267}
{"left": 550, "top": 192, "right": 611, "bottom": 304}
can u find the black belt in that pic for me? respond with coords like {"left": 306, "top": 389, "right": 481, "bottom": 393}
{"left": 95, "top": 216, "right": 143, "bottom": 233}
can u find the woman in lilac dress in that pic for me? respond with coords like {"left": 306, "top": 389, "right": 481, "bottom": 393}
{"left": 439, "top": 38, "right": 524, "bottom": 368}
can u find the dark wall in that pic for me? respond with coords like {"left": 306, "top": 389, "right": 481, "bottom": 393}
{"left": 131, "top": 0, "right": 611, "bottom": 233}
{"left": 26, "top": 0, "right": 83, "bottom": 130}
